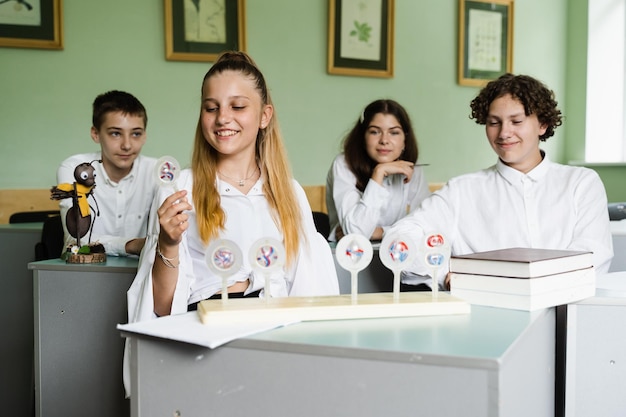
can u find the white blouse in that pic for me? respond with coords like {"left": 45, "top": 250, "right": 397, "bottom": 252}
{"left": 325, "top": 154, "right": 431, "bottom": 241}
{"left": 127, "top": 169, "right": 339, "bottom": 323}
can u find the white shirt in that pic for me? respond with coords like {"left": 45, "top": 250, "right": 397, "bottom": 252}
{"left": 123, "top": 170, "right": 340, "bottom": 398}
{"left": 386, "top": 155, "right": 614, "bottom": 288}
{"left": 326, "top": 153, "right": 431, "bottom": 241}
{"left": 56, "top": 152, "right": 158, "bottom": 256}
{"left": 127, "top": 169, "right": 340, "bottom": 322}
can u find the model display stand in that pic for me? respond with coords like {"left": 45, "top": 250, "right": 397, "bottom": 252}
{"left": 197, "top": 292, "right": 470, "bottom": 324}
{"left": 198, "top": 232, "right": 468, "bottom": 325}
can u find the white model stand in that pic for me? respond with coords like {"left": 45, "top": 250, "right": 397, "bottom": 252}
{"left": 155, "top": 155, "right": 181, "bottom": 191}
{"left": 249, "top": 237, "right": 285, "bottom": 303}
{"left": 197, "top": 234, "right": 470, "bottom": 325}
{"left": 421, "top": 231, "right": 451, "bottom": 298}
{"left": 379, "top": 232, "right": 417, "bottom": 301}
{"left": 335, "top": 234, "right": 374, "bottom": 302}
{"left": 205, "top": 239, "right": 243, "bottom": 304}
{"left": 197, "top": 291, "right": 470, "bottom": 324}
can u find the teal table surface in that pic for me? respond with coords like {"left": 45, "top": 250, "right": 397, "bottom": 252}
{"left": 235, "top": 305, "right": 545, "bottom": 362}
{"left": 29, "top": 256, "right": 139, "bottom": 271}
{"left": 0, "top": 222, "right": 43, "bottom": 231}
{"left": 121, "top": 302, "right": 545, "bottom": 365}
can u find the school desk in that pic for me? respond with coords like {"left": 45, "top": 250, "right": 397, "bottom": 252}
{"left": 32, "top": 242, "right": 624, "bottom": 417}
{"left": 122, "top": 305, "right": 556, "bottom": 417}
{"left": 565, "top": 272, "right": 626, "bottom": 416}
{"left": 29, "top": 257, "right": 138, "bottom": 417}
{"left": 0, "top": 222, "right": 42, "bottom": 417}
{"left": 609, "top": 220, "right": 626, "bottom": 272}
{"left": 23, "top": 243, "right": 409, "bottom": 417}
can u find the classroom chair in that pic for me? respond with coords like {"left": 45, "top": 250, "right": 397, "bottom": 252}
{"left": 609, "top": 202, "right": 626, "bottom": 221}
{"left": 9, "top": 210, "right": 60, "bottom": 224}
{"left": 312, "top": 211, "right": 330, "bottom": 240}
{"left": 35, "top": 215, "right": 64, "bottom": 261}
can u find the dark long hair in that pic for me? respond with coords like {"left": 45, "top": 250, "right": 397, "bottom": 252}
{"left": 343, "top": 99, "right": 419, "bottom": 191}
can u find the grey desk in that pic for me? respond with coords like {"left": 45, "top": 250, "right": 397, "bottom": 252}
{"left": 0, "top": 223, "right": 42, "bottom": 416}
{"left": 565, "top": 272, "right": 626, "bottom": 416}
{"left": 610, "top": 220, "right": 626, "bottom": 271}
{"left": 30, "top": 257, "right": 138, "bottom": 417}
{"left": 124, "top": 306, "right": 556, "bottom": 417}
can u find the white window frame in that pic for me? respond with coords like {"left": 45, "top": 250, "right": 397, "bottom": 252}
{"left": 586, "top": 0, "right": 626, "bottom": 162}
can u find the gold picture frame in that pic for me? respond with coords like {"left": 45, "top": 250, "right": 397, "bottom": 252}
{"left": 0, "top": 0, "right": 63, "bottom": 50}
{"left": 164, "top": 0, "right": 246, "bottom": 63}
{"left": 458, "top": 0, "right": 513, "bottom": 87}
{"left": 327, "top": 0, "right": 394, "bottom": 78}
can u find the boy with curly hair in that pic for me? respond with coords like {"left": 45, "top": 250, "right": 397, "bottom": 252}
{"left": 386, "top": 73, "right": 613, "bottom": 289}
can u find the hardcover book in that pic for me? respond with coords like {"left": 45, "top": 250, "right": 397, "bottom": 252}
{"left": 450, "top": 282, "right": 595, "bottom": 311}
{"left": 449, "top": 266, "right": 595, "bottom": 296}
{"left": 449, "top": 247, "right": 593, "bottom": 278}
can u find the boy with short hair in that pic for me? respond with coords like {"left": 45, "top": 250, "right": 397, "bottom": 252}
{"left": 57, "top": 90, "right": 157, "bottom": 256}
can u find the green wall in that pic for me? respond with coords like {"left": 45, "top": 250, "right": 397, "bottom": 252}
{"left": 1, "top": 0, "right": 624, "bottom": 201}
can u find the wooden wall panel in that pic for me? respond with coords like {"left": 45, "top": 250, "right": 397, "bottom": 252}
{"left": 0, "top": 189, "right": 59, "bottom": 224}
{"left": 0, "top": 183, "right": 444, "bottom": 223}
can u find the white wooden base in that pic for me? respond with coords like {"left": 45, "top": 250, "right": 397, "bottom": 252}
{"left": 198, "top": 292, "right": 471, "bottom": 325}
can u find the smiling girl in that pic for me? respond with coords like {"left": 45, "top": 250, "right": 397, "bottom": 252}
{"left": 326, "top": 99, "right": 430, "bottom": 242}
{"left": 127, "top": 51, "right": 339, "bottom": 320}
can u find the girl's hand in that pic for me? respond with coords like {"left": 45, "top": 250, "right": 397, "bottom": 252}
{"left": 335, "top": 225, "right": 344, "bottom": 241}
{"left": 157, "top": 190, "right": 192, "bottom": 248}
{"left": 372, "top": 161, "right": 415, "bottom": 184}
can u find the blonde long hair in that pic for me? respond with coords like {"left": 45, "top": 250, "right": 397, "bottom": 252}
{"left": 191, "top": 51, "right": 304, "bottom": 265}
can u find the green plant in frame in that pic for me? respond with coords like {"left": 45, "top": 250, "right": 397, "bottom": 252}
{"left": 327, "top": 0, "right": 394, "bottom": 78}
{"left": 350, "top": 20, "right": 372, "bottom": 43}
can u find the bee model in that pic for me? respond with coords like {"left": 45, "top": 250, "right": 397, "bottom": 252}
{"left": 50, "top": 160, "right": 102, "bottom": 251}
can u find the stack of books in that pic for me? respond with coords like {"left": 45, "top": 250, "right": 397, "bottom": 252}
{"left": 449, "top": 247, "right": 596, "bottom": 311}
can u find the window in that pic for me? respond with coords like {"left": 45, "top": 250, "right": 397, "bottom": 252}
{"left": 585, "top": 0, "right": 626, "bottom": 162}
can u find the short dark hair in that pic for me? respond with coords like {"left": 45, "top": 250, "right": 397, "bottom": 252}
{"left": 469, "top": 73, "right": 563, "bottom": 141}
{"left": 92, "top": 90, "right": 147, "bottom": 130}
{"left": 343, "top": 99, "right": 419, "bottom": 191}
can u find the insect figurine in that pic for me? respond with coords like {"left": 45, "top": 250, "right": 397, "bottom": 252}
{"left": 50, "top": 160, "right": 102, "bottom": 249}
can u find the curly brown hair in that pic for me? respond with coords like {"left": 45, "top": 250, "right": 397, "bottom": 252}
{"left": 469, "top": 74, "right": 563, "bottom": 141}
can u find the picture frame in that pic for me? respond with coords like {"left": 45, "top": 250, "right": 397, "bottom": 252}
{"left": 327, "top": 0, "right": 394, "bottom": 78}
{"left": 0, "top": 0, "right": 63, "bottom": 50}
{"left": 164, "top": 0, "right": 246, "bottom": 63}
{"left": 458, "top": 0, "right": 513, "bottom": 87}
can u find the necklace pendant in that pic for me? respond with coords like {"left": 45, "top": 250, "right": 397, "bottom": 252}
{"left": 238, "top": 180, "right": 245, "bottom": 186}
